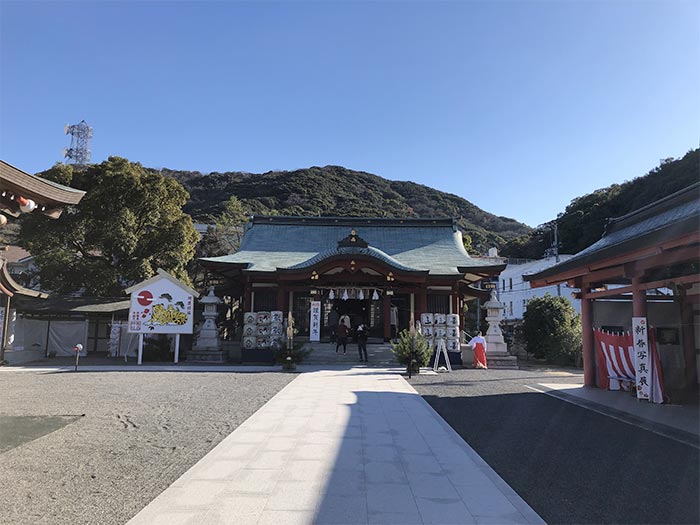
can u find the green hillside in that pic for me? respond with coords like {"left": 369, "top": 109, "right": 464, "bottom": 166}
{"left": 164, "top": 165, "right": 531, "bottom": 251}
{"left": 501, "top": 149, "right": 700, "bottom": 259}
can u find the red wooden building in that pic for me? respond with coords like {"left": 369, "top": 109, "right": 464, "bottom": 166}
{"left": 202, "top": 216, "right": 504, "bottom": 343}
{"left": 526, "top": 184, "right": 699, "bottom": 400}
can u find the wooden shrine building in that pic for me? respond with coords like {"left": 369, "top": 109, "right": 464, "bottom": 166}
{"left": 201, "top": 216, "right": 505, "bottom": 344}
{"left": 0, "top": 160, "right": 86, "bottom": 363}
{"left": 526, "top": 183, "right": 699, "bottom": 401}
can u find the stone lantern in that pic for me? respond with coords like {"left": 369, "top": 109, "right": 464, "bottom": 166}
{"left": 191, "top": 287, "right": 224, "bottom": 362}
{"left": 481, "top": 290, "right": 518, "bottom": 368}
{"left": 482, "top": 291, "right": 507, "bottom": 353}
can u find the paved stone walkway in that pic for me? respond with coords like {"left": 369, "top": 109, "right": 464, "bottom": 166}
{"left": 129, "top": 367, "right": 544, "bottom": 525}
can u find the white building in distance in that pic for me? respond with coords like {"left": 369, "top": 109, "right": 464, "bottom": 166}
{"left": 499, "top": 256, "right": 581, "bottom": 322}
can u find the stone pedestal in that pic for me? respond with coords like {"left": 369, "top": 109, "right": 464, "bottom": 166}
{"left": 482, "top": 291, "right": 518, "bottom": 370}
{"left": 190, "top": 287, "right": 225, "bottom": 363}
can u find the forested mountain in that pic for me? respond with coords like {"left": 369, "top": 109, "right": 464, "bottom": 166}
{"left": 500, "top": 149, "right": 700, "bottom": 259}
{"left": 163, "top": 165, "right": 531, "bottom": 252}
{"left": 14, "top": 149, "right": 696, "bottom": 260}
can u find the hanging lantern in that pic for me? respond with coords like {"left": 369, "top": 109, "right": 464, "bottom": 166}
{"left": 328, "top": 289, "right": 335, "bottom": 300}
{"left": 342, "top": 289, "right": 349, "bottom": 301}
{"left": 358, "top": 289, "right": 365, "bottom": 300}
{"left": 17, "top": 196, "right": 36, "bottom": 213}
{"left": 372, "top": 289, "right": 379, "bottom": 301}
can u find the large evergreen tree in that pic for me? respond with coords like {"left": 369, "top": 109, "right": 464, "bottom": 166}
{"left": 20, "top": 157, "right": 198, "bottom": 296}
{"left": 522, "top": 294, "right": 582, "bottom": 365}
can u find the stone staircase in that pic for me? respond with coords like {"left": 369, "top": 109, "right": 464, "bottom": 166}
{"left": 300, "top": 342, "right": 398, "bottom": 366}
{"left": 485, "top": 352, "right": 519, "bottom": 370}
{"left": 460, "top": 345, "right": 519, "bottom": 370}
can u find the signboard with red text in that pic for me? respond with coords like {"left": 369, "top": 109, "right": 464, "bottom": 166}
{"left": 127, "top": 275, "right": 194, "bottom": 334}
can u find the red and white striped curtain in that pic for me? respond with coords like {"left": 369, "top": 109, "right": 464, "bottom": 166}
{"left": 594, "top": 328, "right": 665, "bottom": 404}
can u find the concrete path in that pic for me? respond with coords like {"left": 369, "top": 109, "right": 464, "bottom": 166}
{"left": 129, "top": 367, "right": 543, "bottom": 525}
{"left": 533, "top": 382, "right": 699, "bottom": 447}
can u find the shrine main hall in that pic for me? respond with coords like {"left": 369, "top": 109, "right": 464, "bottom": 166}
{"left": 201, "top": 216, "right": 505, "bottom": 344}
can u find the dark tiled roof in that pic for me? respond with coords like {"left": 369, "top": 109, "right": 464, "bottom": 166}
{"left": 12, "top": 295, "right": 129, "bottom": 314}
{"left": 202, "top": 216, "right": 502, "bottom": 276}
{"left": 525, "top": 183, "right": 700, "bottom": 282}
{"left": 0, "top": 160, "right": 85, "bottom": 204}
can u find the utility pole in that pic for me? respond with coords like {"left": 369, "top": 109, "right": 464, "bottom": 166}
{"left": 553, "top": 221, "right": 561, "bottom": 297}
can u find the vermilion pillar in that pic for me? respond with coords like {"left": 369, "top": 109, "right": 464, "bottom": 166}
{"left": 632, "top": 276, "right": 647, "bottom": 317}
{"left": 580, "top": 291, "right": 596, "bottom": 387}
{"left": 383, "top": 293, "right": 391, "bottom": 342}
{"left": 276, "top": 286, "right": 285, "bottom": 311}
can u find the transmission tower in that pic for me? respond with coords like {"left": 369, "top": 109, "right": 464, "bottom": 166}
{"left": 62, "top": 120, "right": 93, "bottom": 165}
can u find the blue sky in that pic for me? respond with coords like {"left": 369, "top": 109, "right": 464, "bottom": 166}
{"left": 1, "top": 1, "right": 698, "bottom": 227}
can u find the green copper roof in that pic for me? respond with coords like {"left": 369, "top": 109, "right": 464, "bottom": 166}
{"left": 202, "top": 216, "right": 503, "bottom": 276}
{"left": 525, "top": 183, "right": 700, "bottom": 283}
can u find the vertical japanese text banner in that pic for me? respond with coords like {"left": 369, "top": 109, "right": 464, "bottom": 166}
{"left": 310, "top": 301, "right": 321, "bottom": 342}
{"left": 632, "top": 317, "right": 650, "bottom": 401}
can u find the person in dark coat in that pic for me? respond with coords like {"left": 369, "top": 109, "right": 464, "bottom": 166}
{"left": 336, "top": 323, "right": 349, "bottom": 354}
{"left": 356, "top": 323, "right": 369, "bottom": 362}
{"left": 328, "top": 307, "right": 339, "bottom": 343}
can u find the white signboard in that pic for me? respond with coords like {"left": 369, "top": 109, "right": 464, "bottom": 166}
{"left": 128, "top": 277, "right": 194, "bottom": 334}
{"left": 310, "top": 301, "right": 321, "bottom": 342}
{"left": 632, "top": 317, "right": 650, "bottom": 401}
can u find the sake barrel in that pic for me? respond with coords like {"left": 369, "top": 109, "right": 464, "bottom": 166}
{"left": 422, "top": 326, "right": 434, "bottom": 337}
{"left": 425, "top": 337, "right": 435, "bottom": 349}
{"left": 434, "top": 326, "right": 447, "bottom": 338}
{"left": 243, "top": 312, "right": 257, "bottom": 325}
{"left": 446, "top": 338, "right": 460, "bottom": 352}
{"left": 420, "top": 313, "right": 434, "bottom": 325}
{"left": 434, "top": 313, "right": 447, "bottom": 325}
{"left": 257, "top": 325, "right": 271, "bottom": 336}
{"left": 243, "top": 323, "right": 257, "bottom": 337}
{"left": 271, "top": 311, "right": 284, "bottom": 324}
{"left": 256, "top": 312, "right": 271, "bottom": 325}
{"left": 446, "top": 314, "right": 459, "bottom": 326}
{"left": 256, "top": 337, "right": 271, "bottom": 348}
{"left": 243, "top": 336, "right": 257, "bottom": 350}
{"left": 270, "top": 323, "right": 284, "bottom": 336}
{"left": 446, "top": 326, "right": 459, "bottom": 338}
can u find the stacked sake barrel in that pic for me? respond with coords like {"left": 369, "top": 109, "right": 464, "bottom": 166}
{"left": 434, "top": 314, "right": 447, "bottom": 350}
{"left": 420, "top": 313, "right": 435, "bottom": 348}
{"left": 446, "top": 314, "right": 460, "bottom": 351}
{"left": 420, "top": 313, "right": 460, "bottom": 352}
{"left": 242, "top": 311, "right": 284, "bottom": 349}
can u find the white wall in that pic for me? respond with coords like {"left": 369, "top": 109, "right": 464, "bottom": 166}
{"left": 499, "top": 256, "right": 581, "bottom": 321}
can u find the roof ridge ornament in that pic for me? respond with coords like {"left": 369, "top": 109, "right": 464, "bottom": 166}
{"left": 338, "top": 228, "right": 369, "bottom": 248}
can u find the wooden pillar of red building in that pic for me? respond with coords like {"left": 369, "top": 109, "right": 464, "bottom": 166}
{"left": 243, "top": 281, "right": 252, "bottom": 312}
{"left": 276, "top": 286, "right": 286, "bottom": 311}
{"left": 632, "top": 275, "right": 647, "bottom": 317}
{"left": 419, "top": 289, "right": 428, "bottom": 319}
{"left": 679, "top": 290, "right": 698, "bottom": 388}
{"left": 383, "top": 293, "right": 391, "bottom": 342}
{"left": 580, "top": 286, "right": 596, "bottom": 387}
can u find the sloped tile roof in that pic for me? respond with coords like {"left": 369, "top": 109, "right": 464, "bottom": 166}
{"left": 202, "top": 216, "right": 502, "bottom": 276}
{"left": 525, "top": 183, "right": 700, "bottom": 283}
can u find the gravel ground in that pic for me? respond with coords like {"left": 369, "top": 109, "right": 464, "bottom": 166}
{"left": 410, "top": 368, "right": 699, "bottom": 525}
{"left": 0, "top": 369, "right": 296, "bottom": 525}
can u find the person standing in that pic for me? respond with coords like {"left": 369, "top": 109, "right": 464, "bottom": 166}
{"left": 339, "top": 313, "right": 351, "bottom": 330}
{"left": 471, "top": 331, "right": 488, "bottom": 369}
{"left": 356, "top": 323, "right": 369, "bottom": 362}
{"left": 328, "top": 307, "right": 339, "bottom": 344}
{"left": 336, "top": 322, "right": 349, "bottom": 354}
